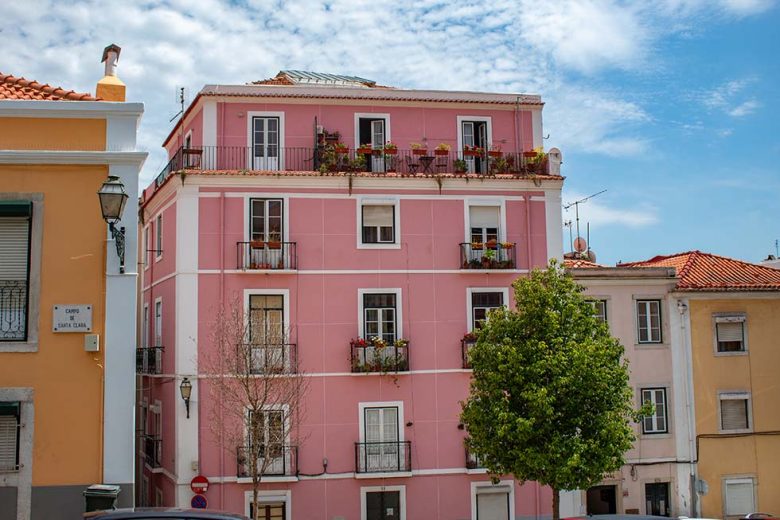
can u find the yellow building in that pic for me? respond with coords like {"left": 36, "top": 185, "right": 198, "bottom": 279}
{"left": 0, "top": 45, "right": 146, "bottom": 520}
{"left": 627, "top": 251, "right": 780, "bottom": 518}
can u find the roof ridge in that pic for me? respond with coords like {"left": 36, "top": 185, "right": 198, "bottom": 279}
{"left": 0, "top": 71, "right": 98, "bottom": 101}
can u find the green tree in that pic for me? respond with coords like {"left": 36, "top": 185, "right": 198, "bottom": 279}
{"left": 461, "top": 260, "right": 639, "bottom": 520}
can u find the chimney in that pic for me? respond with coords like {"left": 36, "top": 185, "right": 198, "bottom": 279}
{"left": 96, "top": 44, "right": 126, "bottom": 102}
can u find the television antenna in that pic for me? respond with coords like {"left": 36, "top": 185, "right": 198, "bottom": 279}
{"left": 169, "top": 87, "right": 187, "bottom": 122}
{"left": 563, "top": 190, "right": 606, "bottom": 250}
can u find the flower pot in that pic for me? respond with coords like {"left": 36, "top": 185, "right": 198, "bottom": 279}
{"left": 267, "top": 241, "right": 282, "bottom": 250}
{"left": 488, "top": 151, "right": 502, "bottom": 158}
{"left": 250, "top": 240, "right": 265, "bottom": 248}
{"left": 412, "top": 149, "right": 427, "bottom": 156}
{"left": 372, "top": 149, "right": 383, "bottom": 156}
{"left": 384, "top": 149, "right": 398, "bottom": 155}
{"left": 523, "top": 151, "right": 537, "bottom": 158}
{"left": 463, "top": 150, "right": 479, "bottom": 157}
{"left": 358, "top": 148, "right": 372, "bottom": 155}
{"left": 434, "top": 149, "right": 449, "bottom": 156}
{"left": 335, "top": 147, "right": 348, "bottom": 154}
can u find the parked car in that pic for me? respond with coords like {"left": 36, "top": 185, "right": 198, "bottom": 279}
{"left": 741, "top": 514, "right": 779, "bottom": 520}
{"left": 84, "top": 509, "right": 249, "bottom": 520}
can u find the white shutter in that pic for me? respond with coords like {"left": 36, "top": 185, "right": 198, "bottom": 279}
{"left": 0, "top": 415, "right": 18, "bottom": 471}
{"left": 0, "top": 218, "right": 30, "bottom": 280}
{"left": 721, "top": 398, "right": 749, "bottom": 430}
{"left": 363, "top": 206, "right": 393, "bottom": 227}
{"left": 717, "top": 322, "right": 743, "bottom": 343}
{"left": 469, "top": 207, "right": 499, "bottom": 229}
{"left": 724, "top": 479, "right": 754, "bottom": 516}
{"left": 477, "top": 491, "right": 509, "bottom": 520}
{"left": 365, "top": 409, "right": 381, "bottom": 443}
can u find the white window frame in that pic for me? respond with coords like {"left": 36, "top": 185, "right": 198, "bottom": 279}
{"left": 358, "top": 401, "right": 405, "bottom": 443}
{"left": 466, "top": 288, "right": 510, "bottom": 332}
{"left": 357, "top": 197, "right": 401, "bottom": 249}
{"left": 154, "top": 297, "right": 162, "bottom": 347}
{"left": 155, "top": 214, "right": 163, "bottom": 261}
{"left": 590, "top": 298, "right": 608, "bottom": 323}
{"left": 353, "top": 113, "right": 392, "bottom": 150}
{"left": 244, "top": 489, "right": 292, "bottom": 520}
{"left": 718, "top": 391, "right": 752, "bottom": 433}
{"left": 722, "top": 477, "right": 755, "bottom": 517}
{"left": 713, "top": 314, "right": 748, "bottom": 356}
{"left": 246, "top": 111, "right": 286, "bottom": 171}
{"left": 464, "top": 199, "right": 507, "bottom": 244}
{"left": 360, "top": 485, "right": 406, "bottom": 520}
{"left": 143, "top": 225, "right": 150, "bottom": 270}
{"left": 470, "top": 479, "right": 515, "bottom": 520}
{"left": 243, "top": 289, "right": 290, "bottom": 340}
{"left": 249, "top": 197, "right": 285, "bottom": 243}
{"left": 242, "top": 194, "right": 290, "bottom": 243}
{"left": 456, "top": 115, "right": 493, "bottom": 157}
{"left": 246, "top": 403, "right": 290, "bottom": 448}
{"left": 640, "top": 387, "right": 669, "bottom": 435}
{"left": 357, "top": 289, "right": 403, "bottom": 339}
{"left": 142, "top": 303, "right": 149, "bottom": 349}
{"left": 636, "top": 298, "right": 663, "bottom": 344}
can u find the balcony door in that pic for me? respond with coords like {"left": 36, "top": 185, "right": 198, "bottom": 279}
{"left": 364, "top": 406, "right": 400, "bottom": 472}
{"left": 252, "top": 116, "right": 280, "bottom": 171}
{"left": 249, "top": 199, "right": 287, "bottom": 269}
{"left": 249, "top": 410, "right": 285, "bottom": 475}
{"left": 366, "top": 491, "right": 401, "bottom": 520}
{"left": 249, "top": 295, "right": 285, "bottom": 373}
{"left": 461, "top": 120, "right": 488, "bottom": 173}
{"left": 358, "top": 117, "right": 387, "bottom": 172}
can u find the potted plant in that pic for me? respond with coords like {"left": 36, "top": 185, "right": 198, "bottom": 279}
{"left": 463, "top": 145, "right": 483, "bottom": 157}
{"left": 434, "top": 143, "right": 451, "bottom": 156}
{"left": 523, "top": 149, "right": 538, "bottom": 158}
{"left": 488, "top": 144, "right": 502, "bottom": 158}
{"left": 383, "top": 142, "right": 398, "bottom": 155}
{"left": 410, "top": 142, "right": 427, "bottom": 156}
{"left": 482, "top": 248, "right": 496, "bottom": 268}
{"left": 454, "top": 159, "right": 468, "bottom": 173}
{"left": 357, "top": 144, "right": 373, "bottom": 155}
{"left": 468, "top": 258, "right": 482, "bottom": 269}
{"left": 334, "top": 142, "right": 348, "bottom": 154}
{"left": 463, "top": 331, "right": 478, "bottom": 342}
{"left": 486, "top": 239, "right": 497, "bottom": 249}
{"left": 324, "top": 130, "right": 341, "bottom": 143}
{"left": 471, "top": 242, "right": 484, "bottom": 250}
{"left": 250, "top": 239, "right": 265, "bottom": 249}
{"left": 500, "top": 242, "right": 514, "bottom": 249}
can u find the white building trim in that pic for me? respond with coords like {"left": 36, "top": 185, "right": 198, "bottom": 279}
{"left": 356, "top": 196, "right": 401, "bottom": 250}
{"left": 470, "top": 479, "right": 515, "bottom": 520}
{"left": 243, "top": 489, "right": 292, "bottom": 520}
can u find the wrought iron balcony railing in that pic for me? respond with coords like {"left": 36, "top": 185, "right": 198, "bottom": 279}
{"left": 136, "top": 346, "right": 164, "bottom": 374}
{"left": 143, "top": 435, "right": 162, "bottom": 468}
{"left": 155, "top": 146, "right": 551, "bottom": 186}
{"left": 459, "top": 242, "right": 516, "bottom": 270}
{"left": 237, "top": 445, "right": 298, "bottom": 477}
{"left": 237, "top": 343, "right": 297, "bottom": 375}
{"left": 350, "top": 339, "right": 409, "bottom": 373}
{"left": 462, "top": 336, "right": 477, "bottom": 369}
{"left": 355, "top": 441, "right": 412, "bottom": 473}
{"left": 0, "top": 280, "right": 28, "bottom": 342}
{"left": 237, "top": 241, "right": 297, "bottom": 270}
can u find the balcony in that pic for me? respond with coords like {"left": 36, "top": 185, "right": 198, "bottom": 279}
{"left": 465, "top": 447, "right": 484, "bottom": 470}
{"left": 237, "top": 241, "right": 297, "bottom": 270}
{"left": 460, "top": 242, "right": 516, "bottom": 270}
{"left": 0, "top": 280, "right": 28, "bottom": 341}
{"left": 237, "top": 445, "right": 298, "bottom": 478}
{"left": 350, "top": 338, "right": 409, "bottom": 373}
{"left": 155, "top": 146, "right": 552, "bottom": 186}
{"left": 461, "top": 334, "right": 477, "bottom": 369}
{"left": 237, "top": 343, "right": 297, "bottom": 374}
{"left": 355, "top": 441, "right": 412, "bottom": 474}
{"left": 136, "top": 346, "right": 164, "bottom": 374}
{"left": 143, "top": 435, "right": 162, "bottom": 468}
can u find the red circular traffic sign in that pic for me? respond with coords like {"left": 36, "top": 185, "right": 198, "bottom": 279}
{"left": 190, "top": 475, "right": 209, "bottom": 494}
{"left": 191, "top": 494, "right": 208, "bottom": 509}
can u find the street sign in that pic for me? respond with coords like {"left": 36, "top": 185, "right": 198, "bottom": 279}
{"left": 190, "top": 475, "right": 209, "bottom": 494}
{"left": 191, "top": 494, "right": 208, "bottom": 509}
{"left": 52, "top": 304, "right": 92, "bottom": 332}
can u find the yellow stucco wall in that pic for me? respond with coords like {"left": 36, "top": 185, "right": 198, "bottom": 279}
{"left": 0, "top": 118, "right": 106, "bottom": 151}
{"left": 690, "top": 297, "right": 780, "bottom": 517}
{"left": 0, "top": 163, "right": 108, "bottom": 486}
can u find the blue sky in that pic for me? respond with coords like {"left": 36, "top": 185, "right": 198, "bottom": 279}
{"left": 1, "top": 0, "right": 777, "bottom": 264}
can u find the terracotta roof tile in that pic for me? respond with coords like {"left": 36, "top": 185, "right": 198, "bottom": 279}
{"left": 564, "top": 258, "right": 603, "bottom": 268}
{"left": 0, "top": 72, "right": 98, "bottom": 101}
{"left": 619, "top": 250, "right": 780, "bottom": 291}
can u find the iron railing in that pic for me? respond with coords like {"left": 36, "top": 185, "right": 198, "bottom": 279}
{"left": 461, "top": 336, "right": 477, "bottom": 369}
{"left": 459, "top": 243, "right": 517, "bottom": 269}
{"left": 350, "top": 341, "right": 409, "bottom": 373}
{"left": 466, "top": 447, "right": 484, "bottom": 470}
{"left": 355, "top": 441, "right": 412, "bottom": 473}
{"left": 237, "top": 343, "right": 297, "bottom": 374}
{"left": 136, "top": 346, "right": 164, "bottom": 374}
{"left": 236, "top": 241, "right": 297, "bottom": 270}
{"left": 143, "top": 435, "right": 162, "bottom": 468}
{"left": 237, "top": 445, "right": 298, "bottom": 477}
{"left": 155, "top": 146, "right": 550, "bottom": 181}
{"left": 0, "top": 280, "right": 28, "bottom": 341}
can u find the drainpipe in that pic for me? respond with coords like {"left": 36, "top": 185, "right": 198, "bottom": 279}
{"left": 677, "top": 298, "right": 698, "bottom": 516}
{"left": 218, "top": 191, "right": 225, "bottom": 509}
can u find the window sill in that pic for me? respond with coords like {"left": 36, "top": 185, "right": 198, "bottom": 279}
{"left": 639, "top": 432, "right": 671, "bottom": 440}
{"left": 719, "top": 428, "right": 753, "bottom": 434}
{"left": 355, "top": 471, "right": 412, "bottom": 479}
{"left": 357, "top": 243, "right": 401, "bottom": 250}
{"left": 236, "top": 476, "right": 299, "bottom": 484}
{"left": 634, "top": 343, "right": 669, "bottom": 349}
{"left": 714, "top": 350, "right": 748, "bottom": 357}
{"left": 0, "top": 341, "right": 38, "bottom": 353}
{"left": 467, "top": 468, "right": 488, "bottom": 475}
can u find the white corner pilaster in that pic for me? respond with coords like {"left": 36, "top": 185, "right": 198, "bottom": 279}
{"left": 544, "top": 189, "right": 563, "bottom": 263}
{"left": 202, "top": 100, "right": 217, "bottom": 169}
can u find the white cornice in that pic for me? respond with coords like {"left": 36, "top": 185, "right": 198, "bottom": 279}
{"left": 0, "top": 150, "right": 147, "bottom": 166}
{"left": 0, "top": 100, "right": 144, "bottom": 119}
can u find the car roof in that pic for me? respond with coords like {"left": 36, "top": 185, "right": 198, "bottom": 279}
{"left": 85, "top": 509, "right": 247, "bottom": 519}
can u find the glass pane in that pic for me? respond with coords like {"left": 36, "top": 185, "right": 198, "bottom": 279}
{"left": 364, "top": 294, "right": 396, "bottom": 308}
{"left": 472, "top": 292, "right": 503, "bottom": 307}
{"left": 379, "top": 226, "right": 394, "bottom": 242}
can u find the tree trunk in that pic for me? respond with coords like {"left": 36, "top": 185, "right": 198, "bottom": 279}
{"left": 552, "top": 487, "right": 560, "bottom": 520}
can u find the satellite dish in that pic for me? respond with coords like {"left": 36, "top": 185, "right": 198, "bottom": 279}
{"left": 573, "top": 237, "right": 587, "bottom": 253}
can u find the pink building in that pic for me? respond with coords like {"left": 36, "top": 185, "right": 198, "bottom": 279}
{"left": 136, "top": 71, "right": 564, "bottom": 520}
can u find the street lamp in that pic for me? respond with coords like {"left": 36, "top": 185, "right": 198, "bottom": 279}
{"left": 180, "top": 377, "right": 193, "bottom": 419}
{"left": 97, "top": 176, "right": 129, "bottom": 273}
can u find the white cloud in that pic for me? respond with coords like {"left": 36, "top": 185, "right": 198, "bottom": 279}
{"left": 719, "top": 0, "right": 776, "bottom": 15}
{"left": 728, "top": 99, "right": 760, "bottom": 117}
{"left": 701, "top": 78, "right": 760, "bottom": 117}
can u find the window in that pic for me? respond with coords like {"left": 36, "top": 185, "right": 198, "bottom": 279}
{"left": 363, "top": 293, "right": 397, "bottom": 343}
{"left": 471, "top": 292, "right": 504, "bottom": 329}
{"left": 359, "top": 406, "right": 406, "bottom": 473}
{"left": 251, "top": 116, "right": 282, "bottom": 171}
{"left": 248, "top": 295, "right": 286, "bottom": 373}
{"left": 144, "top": 225, "right": 151, "bottom": 267}
{"left": 469, "top": 206, "right": 500, "bottom": 245}
{"left": 246, "top": 409, "right": 287, "bottom": 475}
{"left": 154, "top": 300, "right": 162, "bottom": 347}
{"left": 636, "top": 299, "right": 662, "bottom": 343}
{"left": 0, "top": 201, "right": 32, "bottom": 342}
{"left": 641, "top": 388, "right": 668, "bottom": 434}
{"left": 715, "top": 315, "right": 746, "bottom": 353}
{"left": 591, "top": 300, "right": 608, "bottom": 322}
{"left": 724, "top": 478, "right": 755, "bottom": 517}
{"left": 250, "top": 502, "right": 287, "bottom": 520}
{"left": 250, "top": 198, "right": 283, "bottom": 243}
{"left": 720, "top": 393, "right": 751, "bottom": 431}
{"left": 366, "top": 491, "right": 401, "bottom": 520}
{"left": 362, "top": 205, "right": 395, "bottom": 244}
{"left": 356, "top": 114, "right": 389, "bottom": 173}
{"left": 0, "top": 402, "right": 20, "bottom": 472}
{"left": 142, "top": 304, "right": 149, "bottom": 348}
{"left": 155, "top": 214, "right": 163, "bottom": 258}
